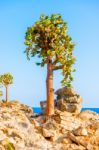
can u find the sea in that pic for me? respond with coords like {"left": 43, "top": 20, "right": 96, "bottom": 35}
{"left": 33, "top": 107, "right": 99, "bottom": 114}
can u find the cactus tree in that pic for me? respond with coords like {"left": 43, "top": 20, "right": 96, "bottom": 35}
{"left": 24, "top": 14, "right": 75, "bottom": 116}
{"left": 0, "top": 73, "right": 13, "bottom": 102}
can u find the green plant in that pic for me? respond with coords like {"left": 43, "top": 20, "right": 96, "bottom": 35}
{"left": 5, "top": 139, "right": 15, "bottom": 150}
{"left": 0, "top": 91, "right": 3, "bottom": 97}
{"left": 0, "top": 84, "right": 3, "bottom": 97}
{"left": 0, "top": 73, "right": 13, "bottom": 102}
{"left": 24, "top": 14, "right": 75, "bottom": 115}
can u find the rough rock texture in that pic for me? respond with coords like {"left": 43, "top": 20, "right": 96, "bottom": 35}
{"left": 0, "top": 101, "right": 52, "bottom": 150}
{"left": 55, "top": 87, "right": 83, "bottom": 114}
{"left": 40, "top": 87, "right": 82, "bottom": 114}
{"left": 0, "top": 101, "right": 99, "bottom": 150}
{"left": 40, "top": 101, "right": 47, "bottom": 114}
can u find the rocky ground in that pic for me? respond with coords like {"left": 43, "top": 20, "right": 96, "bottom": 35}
{"left": 0, "top": 87, "right": 98, "bottom": 150}
{"left": 0, "top": 101, "right": 98, "bottom": 150}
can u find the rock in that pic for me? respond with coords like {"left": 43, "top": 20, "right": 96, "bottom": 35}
{"left": 73, "top": 127, "right": 88, "bottom": 136}
{"left": 40, "top": 101, "right": 47, "bottom": 114}
{"left": 55, "top": 86, "right": 76, "bottom": 97}
{"left": 0, "top": 101, "right": 53, "bottom": 150}
{"left": 53, "top": 111, "right": 82, "bottom": 131}
{"left": 0, "top": 145, "right": 5, "bottom": 150}
{"left": 68, "top": 132, "right": 87, "bottom": 146}
{"left": 43, "top": 118, "right": 59, "bottom": 130}
{"left": 63, "top": 144, "right": 86, "bottom": 150}
{"left": 42, "top": 128, "right": 56, "bottom": 140}
{"left": 66, "top": 103, "right": 79, "bottom": 113}
{"left": 63, "top": 95, "right": 82, "bottom": 103}
{"left": 78, "top": 110, "right": 99, "bottom": 121}
{"left": 0, "top": 100, "right": 98, "bottom": 150}
{"left": 0, "top": 131, "right": 6, "bottom": 141}
{"left": 41, "top": 118, "right": 59, "bottom": 141}
{"left": 55, "top": 87, "right": 83, "bottom": 114}
{"left": 61, "top": 138, "right": 72, "bottom": 144}
{"left": 40, "top": 87, "right": 82, "bottom": 115}
{"left": 13, "top": 140, "right": 25, "bottom": 150}
{"left": 40, "top": 100, "right": 57, "bottom": 114}
{"left": 57, "top": 98, "right": 82, "bottom": 113}
{"left": 56, "top": 99, "right": 67, "bottom": 111}
{"left": 68, "top": 132, "right": 96, "bottom": 149}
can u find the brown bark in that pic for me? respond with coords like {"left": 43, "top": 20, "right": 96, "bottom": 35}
{"left": 53, "top": 65, "right": 64, "bottom": 71}
{"left": 5, "top": 86, "right": 8, "bottom": 102}
{"left": 46, "top": 59, "right": 54, "bottom": 116}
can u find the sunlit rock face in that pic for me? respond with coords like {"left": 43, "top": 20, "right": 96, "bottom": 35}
{"left": 0, "top": 101, "right": 52, "bottom": 150}
{"left": 0, "top": 100, "right": 98, "bottom": 150}
{"left": 55, "top": 87, "right": 83, "bottom": 114}
{"left": 40, "top": 109, "right": 99, "bottom": 150}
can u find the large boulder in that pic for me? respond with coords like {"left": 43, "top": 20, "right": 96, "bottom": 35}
{"left": 55, "top": 87, "right": 83, "bottom": 114}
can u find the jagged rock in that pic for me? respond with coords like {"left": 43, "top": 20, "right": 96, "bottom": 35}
{"left": 55, "top": 87, "right": 83, "bottom": 114}
{"left": 73, "top": 127, "right": 88, "bottom": 136}
{"left": 40, "top": 101, "right": 47, "bottom": 114}
{"left": 0, "top": 101, "right": 52, "bottom": 150}
{"left": 63, "top": 95, "right": 82, "bottom": 103}
{"left": 42, "top": 128, "right": 56, "bottom": 140}
{"left": 42, "top": 118, "right": 59, "bottom": 141}
{"left": 57, "top": 98, "right": 82, "bottom": 113}
{"left": 40, "top": 87, "right": 82, "bottom": 115}
{"left": 0, "top": 100, "right": 98, "bottom": 150}
{"left": 55, "top": 86, "right": 76, "bottom": 97}
{"left": 61, "top": 138, "right": 72, "bottom": 144}
{"left": 53, "top": 111, "right": 82, "bottom": 131}
{"left": 0, "top": 130, "right": 7, "bottom": 141}
{"left": 78, "top": 110, "right": 99, "bottom": 121}
{"left": 40, "top": 100, "right": 57, "bottom": 114}
{"left": 63, "top": 144, "right": 86, "bottom": 150}
{"left": 68, "top": 132, "right": 90, "bottom": 148}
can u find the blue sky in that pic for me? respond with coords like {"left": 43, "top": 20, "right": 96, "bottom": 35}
{"left": 0, "top": 0, "right": 99, "bottom": 107}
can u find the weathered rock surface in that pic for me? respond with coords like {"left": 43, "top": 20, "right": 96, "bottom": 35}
{"left": 55, "top": 86, "right": 77, "bottom": 97}
{"left": 0, "top": 100, "right": 98, "bottom": 150}
{"left": 0, "top": 101, "right": 52, "bottom": 150}
{"left": 40, "top": 87, "right": 82, "bottom": 115}
{"left": 55, "top": 87, "right": 83, "bottom": 114}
